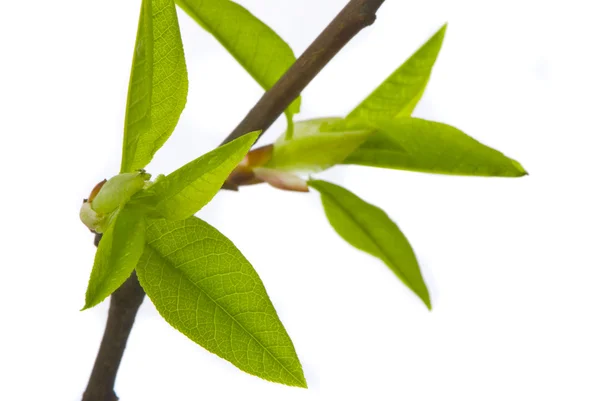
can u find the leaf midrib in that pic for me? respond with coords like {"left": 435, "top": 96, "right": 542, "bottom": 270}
{"left": 145, "top": 240, "right": 304, "bottom": 387}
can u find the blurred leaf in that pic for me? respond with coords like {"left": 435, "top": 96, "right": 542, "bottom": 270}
{"left": 345, "top": 24, "right": 446, "bottom": 125}
{"left": 83, "top": 206, "right": 146, "bottom": 309}
{"left": 139, "top": 132, "right": 259, "bottom": 220}
{"left": 253, "top": 168, "right": 309, "bottom": 192}
{"left": 265, "top": 118, "right": 371, "bottom": 173}
{"left": 136, "top": 216, "right": 307, "bottom": 387}
{"left": 121, "top": 0, "right": 188, "bottom": 173}
{"left": 308, "top": 179, "right": 431, "bottom": 309}
{"left": 176, "top": 0, "right": 300, "bottom": 125}
{"left": 344, "top": 118, "right": 527, "bottom": 177}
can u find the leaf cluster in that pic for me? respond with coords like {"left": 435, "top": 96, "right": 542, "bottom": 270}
{"left": 80, "top": 0, "right": 526, "bottom": 388}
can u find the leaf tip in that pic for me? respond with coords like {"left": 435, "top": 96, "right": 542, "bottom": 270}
{"left": 290, "top": 371, "right": 308, "bottom": 389}
{"left": 249, "top": 129, "right": 261, "bottom": 142}
{"left": 80, "top": 299, "right": 93, "bottom": 312}
{"left": 437, "top": 22, "right": 448, "bottom": 37}
{"left": 83, "top": 281, "right": 111, "bottom": 311}
{"left": 510, "top": 159, "right": 528, "bottom": 176}
{"left": 418, "top": 290, "right": 432, "bottom": 311}
{"left": 81, "top": 293, "right": 100, "bottom": 311}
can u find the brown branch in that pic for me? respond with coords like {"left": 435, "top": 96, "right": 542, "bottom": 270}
{"left": 83, "top": 0, "right": 386, "bottom": 399}
{"left": 221, "top": 0, "right": 386, "bottom": 145}
{"left": 82, "top": 235, "right": 146, "bottom": 401}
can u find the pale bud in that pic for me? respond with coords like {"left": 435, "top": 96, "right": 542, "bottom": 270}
{"left": 253, "top": 168, "right": 308, "bottom": 192}
{"left": 79, "top": 201, "right": 108, "bottom": 233}
{"left": 80, "top": 170, "right": 151, "bottom": 233}
{"left": 91, "top": 171, "right": 151, "bottom": 214}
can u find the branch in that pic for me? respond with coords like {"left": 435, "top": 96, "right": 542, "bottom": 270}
{"left": 82, "top": 235, "right": 146, "bottom": 401}
{"left": 221, "top": 0, "right": 386, "bottom": 145}
{"left": 83, "top": 0, "right": 386, "bottom": 399}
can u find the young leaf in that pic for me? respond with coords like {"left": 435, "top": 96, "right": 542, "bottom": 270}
{"left": 264, "top": 118, "right": 371, "bottom": 173}
{"left": 336, "top": 126, "right": 404, "bottom": 167}
{"left": 136, "top": 216, "right": 307, "bottom": 387}
{"left": 83, "top": 206, "right": 146, "bottom": 309}
{"left": 91, "top": 171, "right": 150, "bottom": 215}
{"left": 139, "top": 131, "right": 259, "bottom": 220}
{"left": 253, "top": 168, "right": 309, "bottom": 192}
{"left": 344, "top": 118, "right": 527, "bottom": 177}
{"left": 308, "top": 179, "right": 431, "bottom": 309}
{"left": 176, "top": 0, "right": 300, "bottom": 124}
{"left": 345, "top": 24, "right": 446, "bottom": 124}
{"left": 121, "top": 0, "right": 188, "bottom": 173}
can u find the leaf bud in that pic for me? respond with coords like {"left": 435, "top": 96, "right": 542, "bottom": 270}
{"left": 91, "top": 170, "right": 151, "bottom": 214}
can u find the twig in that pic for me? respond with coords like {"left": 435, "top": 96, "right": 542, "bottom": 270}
{"left": 83, "top": 236, "right": 146, "bottom": 401}
{"left": 221, "top": 0, "right": 385, "bottom": 145}
{"left": 83, "top": 0, "right": 386, "bottom": 399}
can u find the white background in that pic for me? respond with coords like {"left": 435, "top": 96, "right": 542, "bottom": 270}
{"left": 1, "top": 0, "right": 599, "bottom": 400}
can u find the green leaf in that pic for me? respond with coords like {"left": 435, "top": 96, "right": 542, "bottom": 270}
{"left": 176, "top": 0, "right": 300, "bottom": 125}
{"left": 136, "top": 216, "right": 307, "bottom": 387}
{"left": 338, "top": 125, "right": 406, "bottom": 168}
{"left": 344, "top": 118, "right": 527, "bottom": 177}
{"left": 121, "top": 0, "right": 188, "bottom": 173}
{"left": 307, "top": 179, "right": 431, "bottom": 309}
{"left": 139, "top": 131, "right": 259, "bottom": 220}
{"left": 345, "top": 24, "right": 446, "bottom": 124}
{"left": 83, "top": 206, "right": 146, "bottom": 309}
{"left": 264, "top": 118, "right": 371, "bottom": 173}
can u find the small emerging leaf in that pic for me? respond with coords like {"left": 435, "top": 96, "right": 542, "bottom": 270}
{"left": 345, "top": 24, "right": 447, "bottom": 126}
{"left": 308, "top": 180, "right": 431, "bottom": 309}
{"left": 136, "top": 216, "right": 307, "bottom": 387}
{"left": 253, "top": 168, "right": 308, "bottom": 192}
{"left": 121, "top": 0, "right": 188, "bottom": 173}
{"left": 91, "top": 171, "right": 150, "bottom": 214}
{"left": 79, "top": 201, "right": 108, "bottom": 233}
{"left": 265, "top": 118, "right": 371, "bottom": 173}
{"left": 87, "top": 179, "right": 107, "bottom": 203}
{"left": 222, "top": 145, "right": 274, "bottom": 190}
{"left": 344, "top": 118, "right": 527, "bottom": 177}
{"left": 243, "top": 144, "right": 274, "bottom": 169}
{"left": 140, "top": 132, "right": 259, "bottom": 220}
{"left": 83, "top": 206, "right": 146, "bottom": 309}
{"left": 176, "top": 0, "right": 300, "bottom": 127}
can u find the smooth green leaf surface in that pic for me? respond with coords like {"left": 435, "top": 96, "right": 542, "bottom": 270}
{"left": 121, "top": 0, "right": 188, "bottom": 173}
{"left": 136, "top": 216, "right": 307, "bottom": 387}
{"left": 308, "top": 180, "right": 431, "bottom": 309}
{"left": 176, "top": 0, "right": 300, "bottom": 123}
{"left": 339, "top": 125, "right": 406, "bottom": 168}
{"left": 265, "top": 118, "right": 371, "bottom": 173}
{"left": 344, "top": 118, "right": 527, "bottom": 177}
{"left": 83, "top": 206, "right": 146, "bottom": 309}
{"left": 346, "top": 24, "right": 446, "bottom": 124}
{"left": 140, "top": 132, "right": 259, "bottom": 220}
